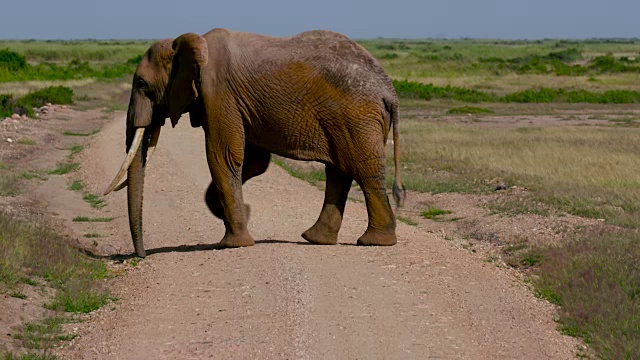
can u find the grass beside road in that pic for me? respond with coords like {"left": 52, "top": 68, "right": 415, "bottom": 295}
{"left": 387, "top": 116, "right": 640, "bottom": 358}
{"left": 0, "top": 213, "right": 111, "bottom": 311}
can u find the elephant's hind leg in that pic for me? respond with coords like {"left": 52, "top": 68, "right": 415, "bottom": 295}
{"left": 355, "top": 163, "right": 397, "bottom": 246}
{"left": 302, "top": 165, "right": 353, "bottom": 245}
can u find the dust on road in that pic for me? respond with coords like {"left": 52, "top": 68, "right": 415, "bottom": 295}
{"left": 57, "top": 115, "right": 578, "bottom": 359}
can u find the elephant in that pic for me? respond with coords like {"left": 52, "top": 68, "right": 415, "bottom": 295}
{"left": 104, "top": 28, "right": 405, "bottom": 258}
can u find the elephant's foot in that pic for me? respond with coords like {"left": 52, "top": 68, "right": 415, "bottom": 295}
{"left": 356, "top": 228, "right": 397, "bottom": 246}
{"left": 301, "top": 223, "right": 338, "bottom": 245}
{"left": 220, "top": 231, "right": 255, "bottom": 248}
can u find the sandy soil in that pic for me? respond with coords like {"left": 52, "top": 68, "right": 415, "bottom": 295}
{"left": 23, "top": 113, "right": 583, "bottom": 359}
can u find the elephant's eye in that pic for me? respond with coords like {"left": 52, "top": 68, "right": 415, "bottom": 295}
{"left": 137, "top": 78, "right": 149, "bottom": 90}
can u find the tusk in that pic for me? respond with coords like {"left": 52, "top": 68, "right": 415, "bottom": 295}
{"left": 113, "top": 180, "right": 127, "bottom": 192}
{"left": 111, "top": 125, "right": 161, "bottom": 193}
{"left": 103, "top": 128, "right": 145, "bottom": 196}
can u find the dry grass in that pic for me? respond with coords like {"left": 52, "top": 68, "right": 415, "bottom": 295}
{"left": 388, "top": 114, "right": 640, "bottom": 356}
{"left": 390, "top": 119, "right": 640, "bottom": 227}
{"left": 0, "top": 79, "right": 95, "bottom": 97}
{"left": 536, "top": 227, "right": 640, "bottom": 359}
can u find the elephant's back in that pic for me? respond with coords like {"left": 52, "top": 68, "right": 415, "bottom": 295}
{"left": 286, "top": 30, "right": 396, "bottom": 99}
{"left": 217, "top": 29, "right": 397, "bottom": 105}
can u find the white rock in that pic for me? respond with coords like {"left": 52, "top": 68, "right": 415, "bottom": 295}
{"left": 6, "top": 138, "right": 13, "bottom": 143}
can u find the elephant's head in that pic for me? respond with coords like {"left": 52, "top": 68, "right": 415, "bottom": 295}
{"left": 103, "top": 33, "right": 209, "bottom": 257}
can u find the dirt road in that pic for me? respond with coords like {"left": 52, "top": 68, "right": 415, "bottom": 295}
{"left": 59, "top": 115, "right": 578, "bottom": 359}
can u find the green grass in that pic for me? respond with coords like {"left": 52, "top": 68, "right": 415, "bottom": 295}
{"left": 67, "top": 145, "right": 84, "bottom": 157}
{"left": 10, "top": 291, "right": 27, "bottom": 299}
{"left": 17, "top": 138, "right": 36, "bottom": 145}
{"left": 0, "top": 49, "right": 141, "bottom": 83}
{"left": 394, "top": 80, "right": 640, "bottom": 104}
{"left": 397, "top": 216, "right": 418, "bottom": 226}
{"left": 447, "top": 106, "right": 494, "bottom": 114}
{"left": 62, "top": 129, "right": 99, "bottom": 137}
{"left": 2, "top": 352, "right": 58, "bottom": 360}
{"left": 393, "top": 79, "right": 494, "bottom": 102}
{"left": 21, "top": 171, "right": 45, "bottom": 181}
{"left": 72, "top": 216, "right": 113, "bottom": 223}
{"left": 68, "top": 180, "right": 83, "bottom": 191}
{"left": 0, "top": 213, "right": 110, "bottom": 313}
{"left": 48, "top": 162, "right": 79, "bottom": 175}
{"left": 0, "top": 40, "right": 150, "bottom": 63}
{"left": 45, "top": 277, "right": 110, "bottom": 313}
{"left": 421, "top": 207, "right": 453, "bottom": 220}
{"left": 82, "top": 193, "right": 105, "bottom": 209}
{"left": 69, "top": 178, "right": 106, "bottom": 208}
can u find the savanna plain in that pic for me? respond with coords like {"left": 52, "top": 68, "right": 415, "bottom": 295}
{"left": 1, "top": 37, "right": 639, "bottom": 359}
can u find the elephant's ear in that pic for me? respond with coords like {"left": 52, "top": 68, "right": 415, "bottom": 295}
{"left": 168, "top": 33, "right": 208, "bottom": 128}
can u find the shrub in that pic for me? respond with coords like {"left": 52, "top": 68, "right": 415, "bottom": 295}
{"left": 126, "top": 54, "right": 144, "bottom": 65}
{"left": 501, "top": 88, "right": 561, "bottom": 103}
{"left": 10, "top": 86, "right": 74, "bottom": 116}
{"left": 590, "top": 54, "right": 639, "bottom": 73}
{"left": 501, "top": 87, "right": 640, "bottom": 104}
{"left": 447, "top": 106, "right": 494, "bottom": 115}
{"left": 546, "top": 48, "right": 582, "bottom": 62}
{"left": 0, "top": 49, "right": 27, "bottom": 71}
{"left": 377, "top": 53, "right": 399, "bottom": 60}
{"left": 0, "top": 94, "right": 14, "bottom": 118}
{"left": 393, "top": 80, "right": 495, "bottom": 103}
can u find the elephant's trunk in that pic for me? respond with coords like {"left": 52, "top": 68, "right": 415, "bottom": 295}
{"left": 103, "top": 97, "right": 162, "bottom": 258}
{"left": 127, "top": 134, "right": 146, "bottom": 258}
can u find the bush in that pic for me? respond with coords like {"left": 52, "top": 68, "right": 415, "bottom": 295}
{"left": 590, "top": 54, "right": 640, "bottom": 73}
{"left": 15, "top": 86, "right": 73, "bottom": 116}
{"left": 1, "top": 86, "right": 73, "bottom": 117}
{"left": 546, "top": 48, "right": 582, "bottom": 62}
{"left": 126, "top": 54, "right": 144, "bottom": 65}
{"left": 0, "top": 49, "right": 27, "bottom": 71}
{"left": 377, "top": 53, "right": 399, "bottom": 60}
{"left": 447, "top": 106, "right": 494, "bottom": 114}
{"left": 393, "top": 80, "right": 495, "bottom": 103}
{"left": 501, "top": 88, "right": 562, "bottom": 103}
{"left": 501, "top": 87, "right": 640, "bottom": 104}
{"left": 0, "top": 94, "right": 14, "bottom": 118}
{"left": 0, "top": 57, "right": 138, "bottom": 83}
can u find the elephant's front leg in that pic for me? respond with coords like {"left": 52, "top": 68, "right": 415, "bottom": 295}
{"left": 204, "top": 133, "right": 254, "bottom": 248}
{"left": 302, "top": 165, "right": 353, "bottom": 245}
{"left": 204, "top": 144, "right": 271, "bottom": 222}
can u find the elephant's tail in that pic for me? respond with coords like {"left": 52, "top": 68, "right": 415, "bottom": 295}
{"left": 386, "top": 99, "right": 406, "bottom": 207}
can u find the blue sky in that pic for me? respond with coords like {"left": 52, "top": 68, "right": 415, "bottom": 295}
{"left": 1, "top": 0, "right": 638, "bottom": 39}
